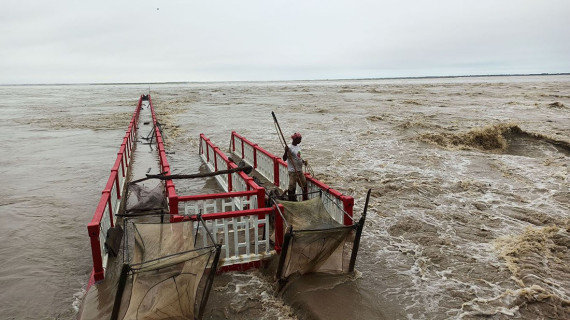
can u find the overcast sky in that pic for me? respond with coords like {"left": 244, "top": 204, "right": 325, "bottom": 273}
{"left": 1, "top": 0, "right": 569, "bottom": 84}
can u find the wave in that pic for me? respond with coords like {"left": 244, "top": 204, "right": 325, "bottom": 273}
{"left": 459, "top": 224, "right": 570, "bottom": 318}
{"left": 548, "top": 102, "right": 567, "bottom": 109}
{"left": 417, "top": 123, "right": 570, "bottom": 154}
{"left": 460, "top": 284, "right": 570, "bottom": 319}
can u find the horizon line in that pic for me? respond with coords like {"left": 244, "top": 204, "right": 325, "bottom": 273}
{"left": 2, "top": 72, "right": 569, "bottom": 86}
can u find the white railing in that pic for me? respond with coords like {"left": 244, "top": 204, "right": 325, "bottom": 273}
{"left": 229, "top": 131, "right": 355, "bottom": 225}
{"left": 196, "top": 211, "right": 272, "bottom": 267}
{"left": 256, "top": 150, "right": 275, "bottom": 183}
{"left": 278, "top": 164, "right": 290, "bottom": 192}
{"left": 98, "top": 204, "right": 112, "bottom": 272}
{"left": 234, "top": 136, "right": 243, "bottom": 159}
{"left": 182, "top": 194, "right": 259, "bottom": 216}
{"left": 306, "top": 180, "right": 345, "bottom": 224}
{"left": 243, "top": 142, "right": 255, "bottom": 167}
{"left": 215, "top": 152, "right": 229, "bottom": 191}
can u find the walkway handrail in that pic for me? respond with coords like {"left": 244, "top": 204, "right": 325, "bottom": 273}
{"left": 187, "top": 205, "right": 284, "bottom": 270}
{"left": 230, "top": 131, "right": 354, "bottom": 225}
{"left": 87, "top": 95, "right": 142, "bottom": 283}
{"left": 147, "top": 96, "right": 179, "bottom": 219}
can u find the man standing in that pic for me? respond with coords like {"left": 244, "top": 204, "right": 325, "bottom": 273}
{"left": 282, "top": 132, "right": 307, "bottom": 201}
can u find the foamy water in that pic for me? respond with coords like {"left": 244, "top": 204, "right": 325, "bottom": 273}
{"left": 0, "top": 76, "right": 568, "bottom": 319}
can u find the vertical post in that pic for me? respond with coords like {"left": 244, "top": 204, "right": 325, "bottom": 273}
{"left": 256, "top": 187, "right": 265, "bottom": 223}
{"left": 87, "top": 223, "right": 104, "bottom": 282}
{"left": 273, "top": 204, "right": 284, "bottom": 252}
{"left": 227, "top": 163, "right": 233, "bottom": 192}
{"left": 112, "top": 169, "right": 121, "bottom": 199}
{"left": 349, "top": 189, "right": 370, "bottom": 272}
{"left": 198, "top": 245, "right": 222, "bottom": 320}
{"left": 273, "top": 157, "right": 280, "bottom": 187}
{"left": 341, "top": 196, "right": 354, "bottom": 226}
{"left": 110, "top": 264, "right": 130, "bottom": 320}
{"left": 103, "top": 190, "right": 114, "bottom": 228}
{"left": 119, "top": 152, "right": 126, "bottom": 178}
{"left": 206, "top": 142, "right": 210, "bottom": 162}
{"left": 253, "top": 145, "right": 257, "bottom": 169}
{"left": 256, "top": 187, "right": 265, "bottom": 209}
{"left": 214, "top": 148, "right": 219, "bottom": 172}
{"left": 168, "top": 191, "right": 178, "bottom": 216}
{"left": 276, "top": 226, "right": 293, "bottom": 282}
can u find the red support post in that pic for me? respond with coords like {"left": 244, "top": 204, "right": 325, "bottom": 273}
{"left": 227, "top": 162, "right": 233, "bottom": 191}
{"left": 341, "top": 196, "right": 354, "bottom": 226}
{"left": 87, "top": 223, "right": 104, "bottom": 282}
{"left": 256, "top": 187, "right": 265, "bottom": 209}
{"left": 214, "top": 147, "right": 219, "bottom": 171}
{"left": 168, "top": 193, "right": 179, "bottom": 219}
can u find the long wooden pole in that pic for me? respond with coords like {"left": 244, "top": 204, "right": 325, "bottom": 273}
{"left": 129, "top": 165, "right": 253, "bottom": 184}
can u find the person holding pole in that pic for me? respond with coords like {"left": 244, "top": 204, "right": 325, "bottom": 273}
{"left": 282, "top": 132, "right": 307, "bottom": 201}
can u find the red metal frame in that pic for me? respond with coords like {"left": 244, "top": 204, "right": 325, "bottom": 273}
{"left": 230, "top": 132, "right": 355, "bottom": 224}
{"left": 180, "top": 205, "right": 285, "bottom": 264}
{"left": 88, "top": 96, "right": 352, "bottom": 286}
{"left": 87, "top": 95, "right": 143, "bottom": 283}
{"left": 178, "top": 190, "right": 258, "bottom": 202}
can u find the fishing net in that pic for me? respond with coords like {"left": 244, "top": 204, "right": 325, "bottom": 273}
{"left": 277, "top": 196, "right": 355, "bottom": 279}
{"left": 126, "top": 182, "right": 166, "bottom": 213}
{"left": 115, "top": 221, "right": 218, "bottom": 320}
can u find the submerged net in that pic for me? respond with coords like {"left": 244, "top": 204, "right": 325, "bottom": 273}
{"left": 277, "top": 196, "right": 355, "bottom": 279}
{"left": 126, "top": 182, "right": 166, "bottom": 213}
{"left": 117, "top": 221, "right": 217, "bottom": 320}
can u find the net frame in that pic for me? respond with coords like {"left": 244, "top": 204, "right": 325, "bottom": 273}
{"left": 274, "top": 196, "right": 359, "bottom": 282}
{"left": 112, "top": 216, "right": 221, "bottom": 320}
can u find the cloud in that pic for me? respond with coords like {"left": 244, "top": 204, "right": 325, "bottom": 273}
{"left": 1, "top": 0, "right": 569, "bottom": 83}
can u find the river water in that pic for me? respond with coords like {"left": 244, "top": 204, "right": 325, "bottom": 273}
{"left": 0, "top": 76, "right": 568, "bottom": 319}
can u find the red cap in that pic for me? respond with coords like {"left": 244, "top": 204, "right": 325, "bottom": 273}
{"left": 291, "top": 132, "right": 302, "bottom": 139}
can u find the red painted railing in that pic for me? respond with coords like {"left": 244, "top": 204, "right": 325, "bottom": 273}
{"left": 146, "top": 96, "right": 178, "bottom": 220}
{"left": 87, "top": 96, "right": 142, "bottom": 283}
{"left": 230, "top": 131, "right": 354, "bottom": 225}
{"left": 88, "top": 97, "right": 353, "bottom": 282}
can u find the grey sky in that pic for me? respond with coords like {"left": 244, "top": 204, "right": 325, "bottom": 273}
{"left": 1, "top": 0, "right": 569, "bottom": 84}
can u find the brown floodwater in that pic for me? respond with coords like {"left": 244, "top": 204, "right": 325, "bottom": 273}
{"left": 1, "top": 76, "right": 568, "bottom": 319}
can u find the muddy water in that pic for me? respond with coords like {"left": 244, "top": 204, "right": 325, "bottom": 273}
{"left": 0, "top": 76, "right": 568, "bottom": 319}
{"left": 153, "top": 76, "right": 570, "bottom": 319}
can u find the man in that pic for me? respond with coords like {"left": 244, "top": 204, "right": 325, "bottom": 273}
{"left": 282, "top": 132, "right": 307, "bottom": 201}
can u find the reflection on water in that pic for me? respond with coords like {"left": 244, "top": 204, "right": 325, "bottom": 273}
{"left": 0, "top": 76, "right": 568, "bottom": 319}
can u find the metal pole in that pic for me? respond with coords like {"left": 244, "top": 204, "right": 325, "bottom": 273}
{"left": 349, "top": 189, "right": 371, "bottom": 272}
{"left": 276, "top": 226, "right": 293, "bottom": 282}
{"left": 110, "top": 264, "right": 130, "bottom": 320}
{"left": 129, "top": 165, "right": 253, "bottom": 185}
{"left": 198, "top": 245, "right": 222, "bottom": 320}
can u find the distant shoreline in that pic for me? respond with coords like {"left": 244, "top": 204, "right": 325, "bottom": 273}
{"left": 2, "top": 72, "right": 569, "bottom": 86}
